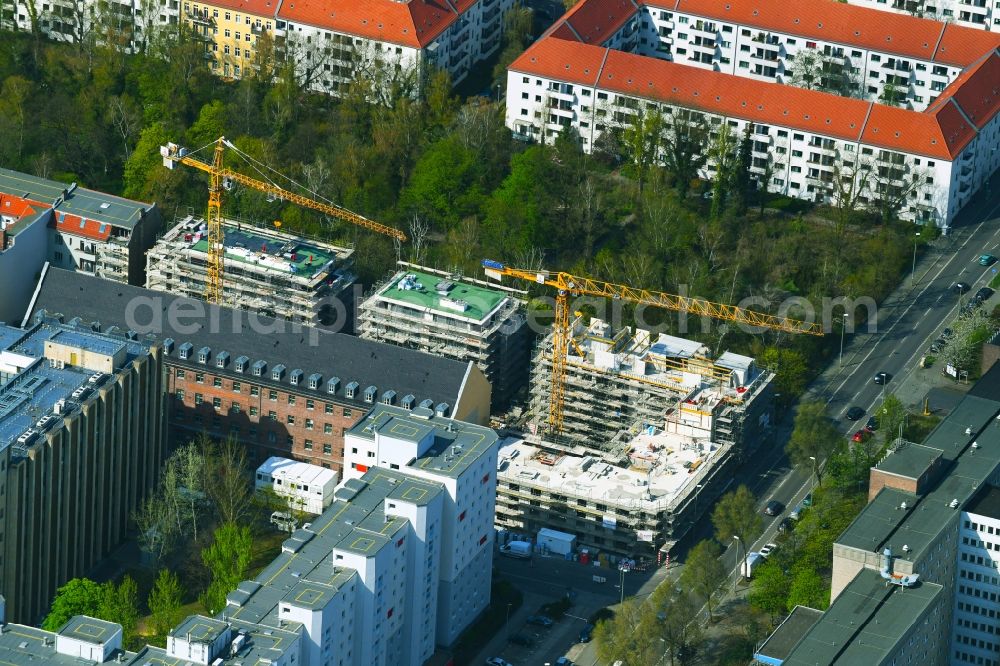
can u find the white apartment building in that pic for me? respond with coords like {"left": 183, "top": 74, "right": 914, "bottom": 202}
{"left": 955, "top": 486, "right": 1000, "bottom": 666}
{"left": 0, "top": 0, "right": 180, "bottom": 51}
{"left": 507, "top": 38, "right": 1000, "bottom": 226}
{"left": 270, "top": 0, "right": 513, "bottom": 94}
{"left": 507, "top": 0, "right": 1000, "bottom": 226}
{"left": 343, "top": 404, "right": 498, "bottom": 645}
{"left": 255, "top": 456, "right": 338, "bottom": 514}
{"left": 847, "top": 0, "right": 998, "bottom": 32}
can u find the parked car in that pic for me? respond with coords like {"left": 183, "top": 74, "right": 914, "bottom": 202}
{"left": 846, "top": 406, "right": 865, "bottom": 421}
{"left": 852, "top": 429, "right": 872, "bottom": 443}
{"left": 873, "top": 371, "right": 891, "bottom": 385}
{"left": 953, "top": 282, "right": 971, "bottom": 294}
{"left": 764, "top": 500, "right": 785, "bottom": 516}
{"left": 486, "top": 659, "right": 513, "bottom": 666}
{"left": 579, "top": 624, "right": 595, "bottom": 643}
{"left": 975, "top": 287, "right": 994, "bottom": 304}
{"left": 943, "top": 327, "right": 954, "bottom": 338}
{"left": 980, "top": 254, "right": 996, "bottom": 266}
{"left": 790, "top": 508, "right": 801, "bottom": 520}
{"left": 759, "top": 543, "right": 778, "bottom": 557}
{"left": 866, "top": 416, "right": 879, "bottom": 432}
{"left": 526, "top": 615, "right": 554, "bottom": 628}
{"left": 778, "top": 517, "right": 795, "bottom": 533}
{"left": 801, "top": 493, "right": 813, "bottom": 507}
{"left": 556, "top": 659, "right": 575, "bottom": 666}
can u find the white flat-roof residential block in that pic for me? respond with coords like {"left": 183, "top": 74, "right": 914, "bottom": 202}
{"left": 255, "top": 456, "right": 339, "bottom": 514}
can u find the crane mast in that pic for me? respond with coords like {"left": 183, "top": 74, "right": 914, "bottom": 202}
{"left": 482, "top": 259, "right": 824, "bottom": 435}
{"left": 161, "top": 136, "right": 407, "bottom": 305}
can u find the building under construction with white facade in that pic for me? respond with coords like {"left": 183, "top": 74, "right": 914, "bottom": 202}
{"left": 496, "top": 402, "right": 739, "bottom": 558}
{"left": 358, "top": 265, "right": 531, "bottom": 412}
{"left": 529, "top": 318, "right": 774, "bottom": 452}
{"left": 146, "top": 215, "right": 357, "bottom": 329}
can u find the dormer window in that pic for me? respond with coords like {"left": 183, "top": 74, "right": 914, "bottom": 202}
{"left": 272, "top": 364, "right": 286, "bottom": 381}
{"left": 327, "top": 377, "right": 340, "bottom": 394}
{"left": 235, "top": 355, "right": 250, "bottom": 373}
{"left": 178, "top": 342, "right": 193, "bottom": 360}
{"left": 290, "top": 369, "right": 304, "bottom": 386}
{"left": 364, "top": 386, "right": 377, "bottom": 403}
{"left": 252, "top": 360, "right": 266, "bottom": 377}
{"left": 216, "top": 351, "right": 230, "bottom": 368}
{"left": 308, "top": 373, "right": 322, "bottom": 390}
{"left": 345, "top": 381, "right": 359, "bottom": 399}
{"left": 197, "top": 347, "right": 210, "bottom": 364}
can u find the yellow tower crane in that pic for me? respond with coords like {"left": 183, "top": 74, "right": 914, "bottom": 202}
{"left": 481, "top": 259, "right": 825, "bottom": 435}
{"left": 161, "top": 136, "right": 407, "bottom": 304}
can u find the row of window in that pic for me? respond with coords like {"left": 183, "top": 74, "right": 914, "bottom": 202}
{"left": 957, "top": 616, "right": 1000, "bottom": 636}
{"left": 175, "top": 369, "right": 354, "bottom": 415}
{"left": 955, "top": 650, "right": 998, "bottom": 666}
{"left": 956, "top": 632, "right": 1000, "bottom": 657}
{"left": 961, "top": 552, "right": 1000, "bottom": 569}
{"left": 181, "top": 412, "right": 338, "bottom": 456}
{"left": 959, "top": 584, "right": 1000, "bottom": 603}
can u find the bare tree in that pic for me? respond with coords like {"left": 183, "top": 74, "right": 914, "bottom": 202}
{"left": 109, "top": 95, "right": 140, "bottom": 162}
{"left": 205, "top": 437, "right": 254, "bottom": 525}
{"left": 868, "top": 151, "right": 928, "bottom": 224}
{"left": 409, "top": 214, "right": 429, "bottom": 266}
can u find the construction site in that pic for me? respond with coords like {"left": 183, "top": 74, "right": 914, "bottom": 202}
{"left": 495, "top": 399, "right": 741, "bottom": 558}
{"left": 527, "top": 317, "right": 775, "bottom": 453}
{"left": 358, "top": 264, "right": 531, "bottom": 412}
{"left": 146, "top": 215, "right": 357, "bottom": 328}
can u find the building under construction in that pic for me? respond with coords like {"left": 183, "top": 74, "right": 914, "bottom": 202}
{"left": 529, "top": 317, "right": 774, "bottom": 452}
{"left": 146, "top": 215, "right": 357, "bottom": 328}
{"left": 358, "top": 264, "right": 531, "bottom": 412}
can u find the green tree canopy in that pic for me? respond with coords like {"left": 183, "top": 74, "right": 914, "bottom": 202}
{"left": 786, "top": 401, "right": 842, "bottom": 486}
{"left": 712, "top": 484, "right": 763, "bottom": 549}
{"left": 680, "top": 539, "right": 726, "bottom": 621}
{"left": 42, "top": 578, "right": 104, "bottom": 631}
{"left": 148, "top": 569, "right": 184, "bottom": 636}
{"left": 200, "top": 522, "right": 253, "bottom": 614}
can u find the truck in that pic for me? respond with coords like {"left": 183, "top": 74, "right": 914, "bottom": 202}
{"left": 741, "top": 552, "right": 764, "bottom": 579}
{"left": 537, "top": 527, "right": 576, "bottom": 556}
{"left": 499, "top": 540, "right": 533, "bottom": 559}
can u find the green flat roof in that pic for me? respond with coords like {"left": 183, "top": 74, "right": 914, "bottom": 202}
{"left": 378, "top": 270, "right": 507, "bottom": 322}
{"left": 784, "top": 570, "right": 943, "bottom": 665}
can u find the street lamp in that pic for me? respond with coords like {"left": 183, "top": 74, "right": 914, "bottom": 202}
{"left": 912, "top": 230, "right": 921, "bottom": 283}
{"left": 809, "top": 455, "right": 817, "bottom": 487}
{"left": 619, "top": 564, "right": 628, "bottom": 606}
{"left": 496, "top": 83, "right": 502, "bottom": 103}
{"left": 732, "top": 535, "right": 742, "bottom": 593}
{"left": 505, "top": 602, "right": 512, "bottom": 643}
{"left": 839, "top": 313, "right": 849, "bottom": 367}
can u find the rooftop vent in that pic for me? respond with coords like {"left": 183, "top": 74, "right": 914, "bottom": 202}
{"left": 126, "top": 330, "right": 138, "bottom": 341}
{"left": 950, "top": 498, "right": 959, "bottom": 508}
{"left": 235, "top": 355, "right": 250, "bottom": 373}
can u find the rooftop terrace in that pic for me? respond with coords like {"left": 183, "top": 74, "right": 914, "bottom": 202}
{"left": 374, "top": 269, "right": 510, "bottom": 323}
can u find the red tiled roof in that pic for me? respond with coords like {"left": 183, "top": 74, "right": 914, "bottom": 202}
{"left": 561, "top": 0, "right": 635, "bottom": 45}
{"left": 934, "top": 25, "right": 1000, "bottom": 68}
{"left": 0, "top": 194, "right": 42, "bottom": 220}
{"left": 551, "top": 0, "right": 1000, "bottom": 68}
{"left": 929, "top": 50, "right": 1000, "bottom": 129}
{"left": 198, "top": 0, "right": 278, "bottom": 16}
{"left": 277, "top": 0, "right": 465, "bottom": 48}
{"left": 597, "top": 46, "right": 876, "bottom": 147}
{"left": 863, "top": 103, "right": 973, "bottom": 159}
{"left": 53, "top": 214, "right": 114, "bottom": 241}
{"left": 511, "top": 36, "right": 982, "bottom": 159}
{"left": 509, "top": 36, "right": 607, "bottom": 87}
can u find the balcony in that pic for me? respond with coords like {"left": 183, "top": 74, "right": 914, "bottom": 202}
{"left": 184, "top": 9, "right": 212, "bottom": 25}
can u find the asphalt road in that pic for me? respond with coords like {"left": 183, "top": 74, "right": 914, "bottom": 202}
{"left": 815, "top": 191, "right": 1000, "bottom": 435}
